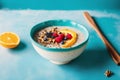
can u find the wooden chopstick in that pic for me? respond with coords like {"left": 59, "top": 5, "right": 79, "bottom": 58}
{"left": 83, "top": 12, "right": 120, "bottom": 65}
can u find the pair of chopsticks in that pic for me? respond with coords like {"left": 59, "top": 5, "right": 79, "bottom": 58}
{"left": 83, "top": 12, "right": 120, "bottom": 65}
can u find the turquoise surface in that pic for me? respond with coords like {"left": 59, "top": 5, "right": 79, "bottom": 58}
{"left": 0, "top": 1, "right": 120, "bottom": 79}
{"left": 0, "top": 0, "right": 120, "bottom": 10}
{"left": 0, "top": 10, "right": 120, "bottom": 80}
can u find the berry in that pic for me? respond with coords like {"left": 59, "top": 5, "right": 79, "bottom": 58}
{"left": 52, "top": 32, "right": 58, "bottom": 38}
{"left": 55, "top": 37, "right": 62, "bottom": 43}
{"left": 64, "top": 36, "right": 68, "bottom": 40}
{"left": 66, "top": 33, "right": 72, "bottom": 39}
{"left": 46, "top": 32, "right": 53, "bottom": 38}
{"left": 61, "top": 41, "right": 65, "bottom": 44}
{"left": 58, "top": 34, "right": 65, "bottom": 39}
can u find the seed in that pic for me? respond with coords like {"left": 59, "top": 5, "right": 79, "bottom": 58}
{"left": 54, "top": 27, "right": 57, "bottom": 29}
{"left": 51, "top": 28, "right": 56, "bottom": 32}
{"left": 49, "top": 38, "right": 52, "bottom": 42}
{"left": 58, "top": 32, "right": 62, "bottom": 34}
{"left": 52, "top": 39, "right": 55, "bottom": 43}
{"left": 104, "top": 70, "right": 113, "bottom": 77}
{"left": 38, "top": 37, "right": 42, "bottom": 40}
{"left": 43, "top": 37, "right": 48, "bottom": 41}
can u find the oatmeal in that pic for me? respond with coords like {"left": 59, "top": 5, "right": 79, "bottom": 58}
{"left": 34, "top": 26, "right": 84, "bottom": 48}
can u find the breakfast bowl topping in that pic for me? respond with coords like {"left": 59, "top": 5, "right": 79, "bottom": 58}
{"left": 34, "top": 26, "right": 84, "bottom": 48}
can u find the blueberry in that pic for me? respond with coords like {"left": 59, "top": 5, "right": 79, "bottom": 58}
{"left": 46, "top": 32, "right": 53, "bottom": 38}
{"left": 64, "top": 37, "right": 68, "bottom": 40}
{"left": 45, "top": 32, "right": 49, "bottom": 37}
{"left": 61, "top": 41, "right": 65, "bottom": 44}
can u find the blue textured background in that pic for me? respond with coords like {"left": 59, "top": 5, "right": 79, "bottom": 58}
{"left": 0, "top": 0, "right": 120, "bottom": 80}
{"left": 0, "top": 10, "right": 120, "bottom": 80}
{"left": 0, "top": 0, "right": 120, "bottom": 10}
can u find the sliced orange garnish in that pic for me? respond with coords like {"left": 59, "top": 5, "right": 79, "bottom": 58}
{"left": 0, "top": 32, "right": 20, "bottom": 48}
{"left": 60, "top": 29, "right": 77, "bottom": 48}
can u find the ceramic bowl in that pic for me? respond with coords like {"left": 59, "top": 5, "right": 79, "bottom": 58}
{"left": 30, "top": 19, "right": 89, "bottom": 65}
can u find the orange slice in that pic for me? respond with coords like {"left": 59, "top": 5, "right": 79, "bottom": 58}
{"left": 0, "top": 32, "right": 20, "bottom": 48}
{"left": 60, "top": 29, "right": 77, "bottom": 48}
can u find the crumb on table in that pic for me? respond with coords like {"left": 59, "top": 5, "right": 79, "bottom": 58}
{"left": 104, "top": 70, "right": 113, "bottom": 77}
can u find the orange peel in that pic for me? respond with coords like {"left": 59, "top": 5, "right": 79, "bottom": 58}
{"left": 60, "top": 29, "right": 77, "bottom": 48}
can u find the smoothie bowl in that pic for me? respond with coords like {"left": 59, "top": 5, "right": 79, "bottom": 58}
{"left": 30, "top": 20, "right": 89, "bottom": 65}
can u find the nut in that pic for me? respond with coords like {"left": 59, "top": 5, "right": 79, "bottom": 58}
{"left": 104, "top": 70, "right": 113, "bottom": 77}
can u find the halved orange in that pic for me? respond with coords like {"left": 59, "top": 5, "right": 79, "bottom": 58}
{"left": 0, "top": 32, "right": 20, "bottom": 48}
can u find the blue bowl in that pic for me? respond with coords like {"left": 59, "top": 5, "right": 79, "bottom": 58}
{"left": 30, "top": 19, "right": 89, "bottom": 64}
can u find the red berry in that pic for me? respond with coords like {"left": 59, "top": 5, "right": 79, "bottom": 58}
{"left": 55, "top": 37, "right": 62, "bottom": 43}
{"left": 66, "top": 33, "right": 72, "bottom": 39}
{"left": 58, "top": 34, "right": 65, "bottom": 39}
{"left": 52, "top": 32, "right": 58, "bottom": 37}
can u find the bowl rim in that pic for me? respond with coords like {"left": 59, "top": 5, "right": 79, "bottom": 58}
{"left": 30, "top": 19, "right": 89, "bottom": 51}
